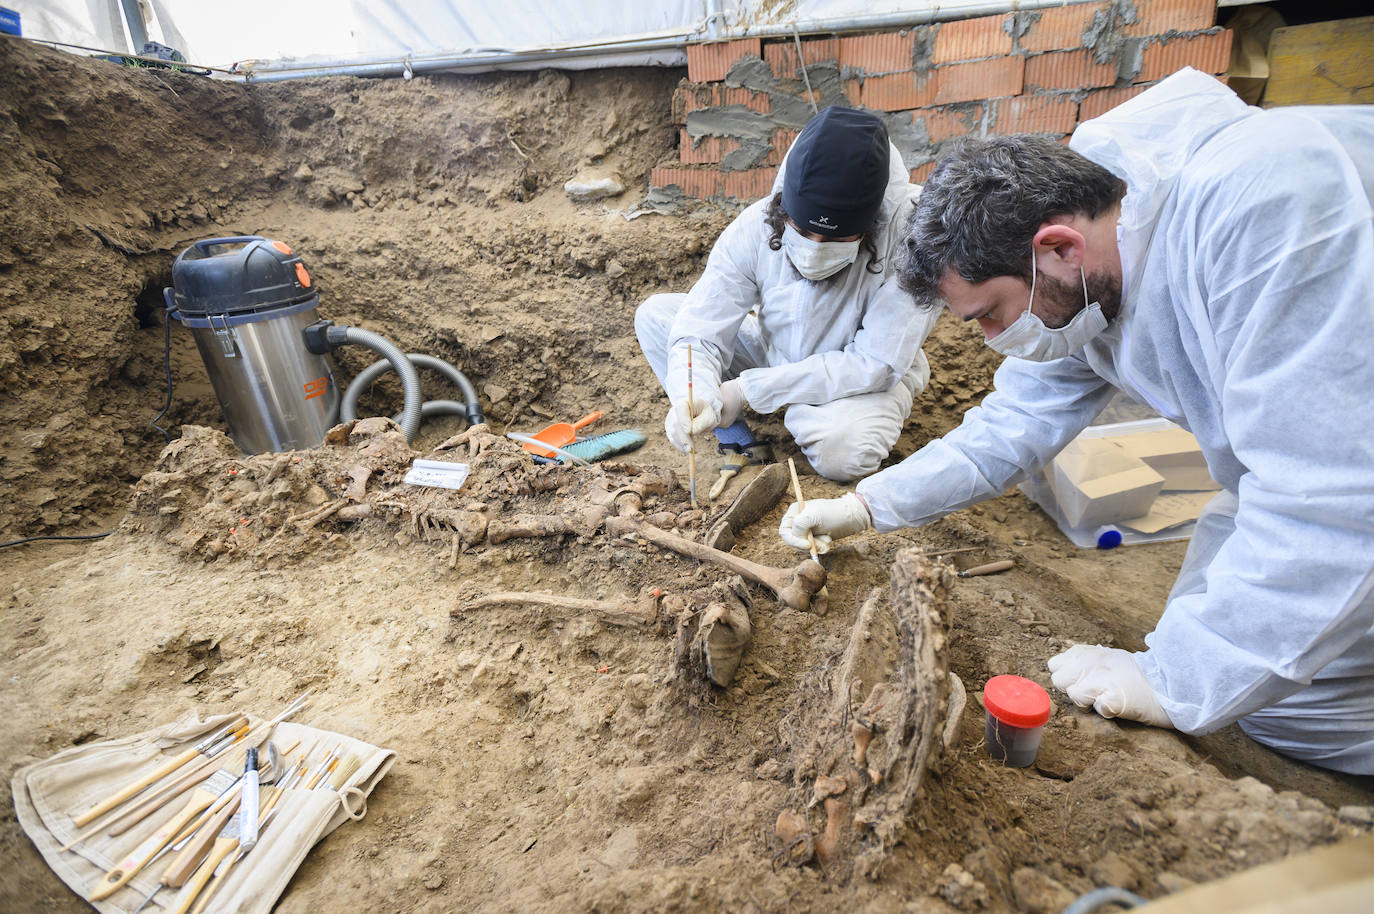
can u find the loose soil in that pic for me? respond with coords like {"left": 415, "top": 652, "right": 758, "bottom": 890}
{"left": 1, "top": 38, "right": 1370, "bottom": 914}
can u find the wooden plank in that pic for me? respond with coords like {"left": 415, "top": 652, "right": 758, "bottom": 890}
{"left": 1264, "top": 15, "right": 1374, "bottom": 106}
{"left": 1138, "top": 834, "right": 1374, "bottom": 912}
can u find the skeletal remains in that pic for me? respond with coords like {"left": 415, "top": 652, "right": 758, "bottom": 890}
{"left": 776, "top": 548, "right": 954, "bottom": 879}
{"left": 604, "top": 515, "right": 826, "bottom": 612}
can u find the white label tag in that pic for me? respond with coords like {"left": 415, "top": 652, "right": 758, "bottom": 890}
{"left": 403, "top": 459, "right": 471, "bottom": 490}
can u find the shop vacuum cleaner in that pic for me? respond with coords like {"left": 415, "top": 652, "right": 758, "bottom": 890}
{"left": 162, "top": 236, "right": 483, "bottom": 454}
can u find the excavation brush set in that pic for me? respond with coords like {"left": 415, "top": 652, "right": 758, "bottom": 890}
{"left": 12, "top": 693, "right": 394, "bottom": 913}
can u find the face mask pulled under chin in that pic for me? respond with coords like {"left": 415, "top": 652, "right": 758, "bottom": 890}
{"left": 782, "top": 224, "right": 859, "bottom": 280}
{"left": 986, "top": 265, "right": 1109, "bottom": 362}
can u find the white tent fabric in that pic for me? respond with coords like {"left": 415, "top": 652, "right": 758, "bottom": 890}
{"left": 7, "top": 0, "right": 1050, "bottom": 73}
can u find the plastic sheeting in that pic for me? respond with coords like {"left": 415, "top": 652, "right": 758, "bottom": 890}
{"left": 8, "top": 0, "right": 1041, "bottom": 73}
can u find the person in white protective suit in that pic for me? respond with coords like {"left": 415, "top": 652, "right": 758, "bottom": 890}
{"left": 779, "top": 69, "right": 1374, "bottom": 774}
{"left": 635, "top": 106, "right": 939, "bottom": 482}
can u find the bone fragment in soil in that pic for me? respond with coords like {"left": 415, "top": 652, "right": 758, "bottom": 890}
{"left": 784, "top": 549, "right": 952, "bottom": 878}
{"left": 943, "top": 672, "right": 967, "bottom": 750}
{"left": 604, "top": 515, "right": 825, "bottom": 611}
{"left": 808, "top": 774, "right": 848, "bottom": 809}
{"left": 434, "top": 422, "right": 491, "bottom": 459}
{"left": 815, "top": 797, "right": 849, "bottom": 869}
{"left": 693, "top": 588, "right": 752, "bottom": 687}
{"left": 289, "top": 499, "right": 347, "bottom": 528}
{"left": 486, "top": 506, "right": 609, "bottom": 544}
{"left": 852, "top": 721, "right": 873, "bottom": 771}
{"left": 459, "top": 589, "right": 659, "bottom": 627}
{"left": 773, "top": 810, "right": 815, "bottom": 866}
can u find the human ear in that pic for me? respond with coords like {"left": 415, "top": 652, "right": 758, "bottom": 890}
{"left": 1032, "top": 223, "right": 1086, "bottom": 269}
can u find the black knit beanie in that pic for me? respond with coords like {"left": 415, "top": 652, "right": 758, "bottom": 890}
{"left": 782, "top": 106, "right": 890, "bottom": 238}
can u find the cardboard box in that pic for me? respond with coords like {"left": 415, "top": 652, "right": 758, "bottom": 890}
{"left": 1111, "top": 427, "right": 1218, "bottom": 492}
{"left": 1048, "top": 438, "right": 1165, "bottom": 528}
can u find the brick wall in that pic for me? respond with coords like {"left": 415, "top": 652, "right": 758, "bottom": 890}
{"left": 652, "top": 0, "right": 1230, "bottom": 199}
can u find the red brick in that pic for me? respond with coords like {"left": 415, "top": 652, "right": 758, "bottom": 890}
{"left": 1018, "top": 3, "right": 1110, "bottom": 53}
{"left": 1078, "top": 83, "right": 1150, "bottom": 120}
{"left": 934, "top": 14, "right": 1014, "bottom": 63}
{"left": 839, "top": 32, "right": 917, "bottom": 75}
{"left": 911, "top": 161, "right": 937, "bottom": 184}
{"left": 718, "top": 86, "right": 770, "bottom": 113}
{"left": 687, "top": 39, "right": 761, "bottom": 83}
{"left": 764, "top": 37, "right": 841, "bottom": 78}
{"left": 673, "top": 84, "right": 770, "bottom": 124}
{"left": 720, "top": 167, "right": 779, "bottom": 201}
{"left": 912, "top": 103, "right": 985, "bottom": 142}
{"left": 671, "top": 86, "right": 702, "bottom": 125}
{"left": 1024, "top": 49, "right": 1117, "bottom": 91}
{"left": 677, "top": 129, "right": 741, "bottom": 165}
{"left": 934, "top": 56, "right": 1024, "bottom": 104}
{"left": 651, "top": 167, "right": 719, "bottom": 199}
{"left": 860, "top": 72, "right": 938, "bottom": 111}
{"left": 765, "top": 128, "right": 800, "bottom": 166}
{"left": 1122, "top": 0, "right": 1216, "bottom": 38}
{"left": 992, "top": 94, "right": 1078, "bottom": 134}
{"left": 1137, "top": 29, "right": 1232, "bottom": 82}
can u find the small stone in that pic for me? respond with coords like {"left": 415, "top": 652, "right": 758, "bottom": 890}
{"left": 994, "top": 589, "right": 1015, "bottom": 606}
{"left": 937, "top": 862, "right": 989, "bottom": 909}
{"left": 597, "top": 826, "right": 638, "bottom": 870}
{"left": 605, "top": 259, "right": 625, "bottom": 279}
{"left": 613, "top": 766, "right": 657, "bottom": 813}
{"left": 564, "top": 170, "right": 625, "bottom": 200}
{"left": 1088, "top": 851, "right": 1139, "bottom": 890}
{"left": 1156, "top": 872, "right": 1196, "bottom": 894}
{"left": 1337, "top": 805, "right": 1374, "bottom": 826}
{"left": 992, "top": 511, "right": 1007, "bottom": 522}
{"left": 1010, "top": 867, "right": 1075, "bottom": 914}
{"left": 755, "top": 758, "right": 782, "bottom": 779}
{"left": 483, "top": 384, "right": 509, "bottom": 404}
{"left": 422, "top": 873, "right": 444, "bottom": 890}
{"left": 293, "top": 163, "right": 314, "bottom": 182}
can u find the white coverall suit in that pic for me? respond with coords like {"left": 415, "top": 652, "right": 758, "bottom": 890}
{"left": 856, "top": 69, "right": 1374, "bottom": 773}
{"left": 635, "top": 142, "right": 938, "bottom": 482}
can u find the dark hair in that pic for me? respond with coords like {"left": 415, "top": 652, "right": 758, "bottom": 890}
{"left": 900, "top": 136, "right": 1126, "bottom": 308}
{"left": 765, "top": 193, "right": 882, "bottom": 274}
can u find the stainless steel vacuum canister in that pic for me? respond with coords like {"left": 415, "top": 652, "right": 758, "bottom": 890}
{"left": 167, "top": 236, "right": 340, "bottom": 454}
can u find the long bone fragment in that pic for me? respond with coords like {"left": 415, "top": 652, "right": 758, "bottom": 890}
{"left": 460, "top": 589, "right": 658, "bottom": 627}
{"left": 487, "top": 506, "right": 608, "bottom": 544}
{"left": 605, "top": 515, "right": 825, "bottom": 611}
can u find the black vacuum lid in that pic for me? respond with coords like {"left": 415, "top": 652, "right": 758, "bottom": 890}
{"left": 170, "top": 236, "right": 317, "bottom": 315}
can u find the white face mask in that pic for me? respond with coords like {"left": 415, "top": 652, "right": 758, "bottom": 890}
{"left": 985, "top": 256, "right": 1108, "bottom": 362}
{"left": 782, "top": 224, "right": 859, "bottom": 281}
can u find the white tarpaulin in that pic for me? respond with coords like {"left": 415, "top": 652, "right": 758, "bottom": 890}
{"left": 6, "top": 0, "right": 1069, "bottom": 75}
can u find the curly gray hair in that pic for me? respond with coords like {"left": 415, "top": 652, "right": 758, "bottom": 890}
{"left": 900, "top": 136, "right": 1126, "bottom": 308}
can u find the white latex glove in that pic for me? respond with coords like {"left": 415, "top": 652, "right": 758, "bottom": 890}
{"left": 717, "top": 379, "right": 745, "bottom": 428}
{"left": 664, "top": 397, "right": 720, "bottom": 453}
{"left": 778, "top": 492, "right": 872, "bottom": 554}
{"left": 1048, "top": 644, "right": 1173, "bottom": 729}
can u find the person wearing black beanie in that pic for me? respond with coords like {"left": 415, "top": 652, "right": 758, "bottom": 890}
{"left": 635, "top": 105, "right": 939, "bottom": 484}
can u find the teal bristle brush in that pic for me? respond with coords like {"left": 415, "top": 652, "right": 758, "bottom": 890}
{"left": 546, "top": 429, "right": 646, "bottom": 464}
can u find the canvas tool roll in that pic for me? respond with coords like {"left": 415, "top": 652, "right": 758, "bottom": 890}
{"left": 11, "top": 712, "right": 395, "bottom": 913}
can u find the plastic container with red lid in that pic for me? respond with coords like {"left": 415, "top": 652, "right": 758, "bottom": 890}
{"left": 983, "top": 675, "right": 1052, "bottom": 767}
